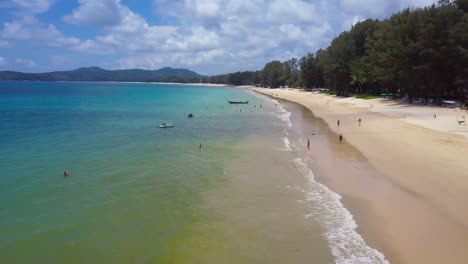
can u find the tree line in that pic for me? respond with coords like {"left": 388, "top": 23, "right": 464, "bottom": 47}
{"left": 204, "top": 0, "right": 467, "bottom": 103}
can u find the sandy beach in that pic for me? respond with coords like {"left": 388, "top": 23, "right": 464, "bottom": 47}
{"left": 156, "top": 82, "right": 229, "bottom": 87}
{"left": 251, "top": 87, "right": 468, "bottom": 264}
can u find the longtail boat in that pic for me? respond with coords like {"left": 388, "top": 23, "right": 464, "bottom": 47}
{"left": 228, "top": 100, "right": 249, "bottom": 104}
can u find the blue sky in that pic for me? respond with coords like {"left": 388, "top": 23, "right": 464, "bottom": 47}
{"left": 0, "top": 0, "right": 436, "bottom": 75}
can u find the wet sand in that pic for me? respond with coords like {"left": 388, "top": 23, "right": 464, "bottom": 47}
{"left": 252, "top": 88, "right": 468, "bottom": 264}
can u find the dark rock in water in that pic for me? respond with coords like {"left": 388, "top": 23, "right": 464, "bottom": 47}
{"left": 188, "top": 113, "right": 194, "bottom": 118}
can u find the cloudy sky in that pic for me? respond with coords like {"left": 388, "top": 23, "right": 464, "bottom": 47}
{"left": 0, "top": 0, "right": 436, "bottom": 75}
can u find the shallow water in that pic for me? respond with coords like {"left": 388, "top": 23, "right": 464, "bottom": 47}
{"left": 0, "top": 82, "right": 385, "bottom": 263}
{"left": 0, "top": 82, "right": 278, "bottom": 262}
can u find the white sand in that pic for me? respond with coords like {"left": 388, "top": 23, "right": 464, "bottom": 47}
{"left": 251, "top": 87, "right": 468, "bottom": 264}
{"left": 332, "top": 95, "right": 468, "bottom": 138}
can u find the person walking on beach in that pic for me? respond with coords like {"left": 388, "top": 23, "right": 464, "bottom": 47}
{"left": 358, "top": 118, "right": 362, "bottom": 126}
{"left": 307, "top": 138, "right": 310, "bottom": 150}
{"left": 339, "top": 134, "right": 343, "bottom": 143}
{"left": 337, "top": 120, "right": 340, "bottom": 127}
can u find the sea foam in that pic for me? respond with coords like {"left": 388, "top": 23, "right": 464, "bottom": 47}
{"left": 273, "top": 99, "right": 292, "bottom": 127}
{"left": 283, "top": 137, "right": 292, "bottom": 151}
{"left": 272, "top": 100, "right": 388, "bottom": 263}
{"left": 292, "top": 157, "right": 389, "bottom": 264}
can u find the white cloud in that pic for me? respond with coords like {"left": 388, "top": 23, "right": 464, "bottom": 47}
{"left": 1, "top": 16, "right": 113, "bottom": 55}
{"left": 340, "top": 0, "right": 389, "bottom": 17}
{"left": 1, "top": 18, "right": 80, "bottom": 46}
{"left": 279, "top": 24, "right": 305, "bottom": 41}
{"left": 15, "top": 58, "right": 36, "bottom": 68}
{"left": 46, "top": 25, "right": 81, "bottom": 46}
{"left": 0, "top": 0, "right": 440, "bottom": 74}
{"left": 342, "top": 15, "right": 365, "bottom": 30}
{"left": 0, "top": 56, "right": 6, "bottom": 66}
{"left": 153, "top": 0, "right": 185, "bottom": 18}
{"left": 12, "top": 0, "right": 52, "bottom": 14}
{"left": 237, "top": 48, "right": 265, "bottom": 59}
{"left": 135, "top": 0, "right": 332, "bottom": 72}
{"left": 185, "top": 49, "right": 225, "bottom": 65}
{"left": 64, "top": 0, "right": 147, "bottom": 33}
{"left": 64, "top": 0, "right": 124, "bottom": 27}
{"left": 267, "top": 0, "right": 321, "bottom": 24}
{"left": 70, "top": 39, "right": 112, "bottom": 54}
{"left": 166, "top": 26, "right": 221, "bottom": 52}
{"left": 2, "top": 20, "right": 32, "bottom": 40}
{"left": 0, "top": 40, "right": 10, "bottom": 47}
{"left": 117, "top": 48, "right": 225, "bottom": 70}
{"left": 339, "top": 0, "right": 437, "bottom": 18}
{"left": 112, "top": 9, "right": 146, "bottom": 33}
{"left": 399, "top": 0, "right": 437, "bottom": 9}
{"left": 185, "top": 0, "right": 222, "bottom": 19}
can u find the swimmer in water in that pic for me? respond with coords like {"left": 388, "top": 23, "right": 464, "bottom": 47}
{"left": 64, "top": 170, "right": 69, "bottom": 177}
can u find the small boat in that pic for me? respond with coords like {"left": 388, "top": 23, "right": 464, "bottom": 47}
{"left": 228, "top": 100, "right": 249, "bottom": 104}
{"left": 160, "top": 123, "right": 174, "bottom": 128}
{"left": 188, "top": 113, "right": 194, "bottom": 118}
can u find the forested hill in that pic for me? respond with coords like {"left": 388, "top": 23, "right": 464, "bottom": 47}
{"left": 0, "top": 67, "right": 203, "bottom": 83}
{"left": 205, "top": 0, "right": 468, "bottom": 104}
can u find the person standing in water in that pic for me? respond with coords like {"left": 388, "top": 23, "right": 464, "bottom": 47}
{"left": 64, "top": 170, "right": 69, "bottom": 177}
{"left": 199, "top": 143, "right": 202, "bottom": 150}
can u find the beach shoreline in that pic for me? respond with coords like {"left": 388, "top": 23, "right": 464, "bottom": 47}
{"left": 49, "top": 81, "right": 230, "bottom": 87}
{"left": 250, "top": 87, "right": 468, "bottom": 264}
{"left": 155, "top": 82, "right": 229, "bottom": 87}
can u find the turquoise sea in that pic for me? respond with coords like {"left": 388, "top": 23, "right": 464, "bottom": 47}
{"left": 0, "top": 82, "right": 387, "bottom": 263}
{"left": 0, "top": 82, "right": 276, "bottom": 262}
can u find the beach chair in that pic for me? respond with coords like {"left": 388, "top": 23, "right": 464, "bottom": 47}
{"left": 457, "top": 116, "right": 465, "bottom": 125}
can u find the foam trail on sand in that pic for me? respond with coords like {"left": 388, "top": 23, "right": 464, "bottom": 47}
{"left": 260, "top": 95, "right": 388, "bottom": 263}
{"left": 283, "top": 137, "right": 292, "bottom": 151}
{"left": 293, "top": 157, "right": 388, "bottom": 264}
{"left": 271, "top": 98, "right": 388, "bottom": 264}
{"left": 273, "top": 99, "right": 292, "bottom": 127}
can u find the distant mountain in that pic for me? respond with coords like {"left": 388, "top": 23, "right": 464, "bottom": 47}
{"left": 0, "top": 67, "right": 204, "bottom": 82}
